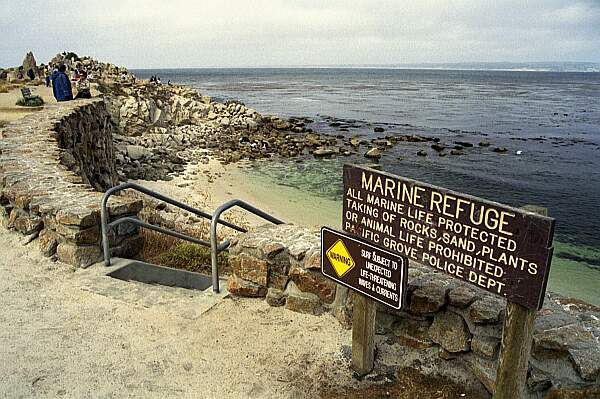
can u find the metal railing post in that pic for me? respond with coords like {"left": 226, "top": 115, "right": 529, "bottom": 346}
{"left": 210, "top": 214, "right": 220, "bottom": 293}
{"left": 101, "top": 189, "right": 113, "bottom": 266}
{"left": 101, "top": 182, "right": 285, "bottom": 294}
{"left": 100, "top": 182, "right": 249, "bottom": 267}
{"left": 210, "top": 199, "right": 285, "bottom": 293}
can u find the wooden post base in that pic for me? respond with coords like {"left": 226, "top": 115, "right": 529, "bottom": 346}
{"left": 351, "top": 293, "right": 376, "bottom": 376}
{"left": 494, "top": 205, "right": 546, "bottom": 399}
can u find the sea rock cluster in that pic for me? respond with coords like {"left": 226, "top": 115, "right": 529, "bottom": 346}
{"left": 101, "top": 79, "right": 516, "bottom": 183}
{"left": 102, "top": 80, "right": 458, "bottom": 181}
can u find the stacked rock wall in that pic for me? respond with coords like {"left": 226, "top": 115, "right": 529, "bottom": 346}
{"left": 53, "top": 99, "right": 119, "bottom": 191}
{"left": 228, "top": 224, "right": 600, "bottom": 398}
{"left": 0, "top": 99, "right": 142, "bottom": 267}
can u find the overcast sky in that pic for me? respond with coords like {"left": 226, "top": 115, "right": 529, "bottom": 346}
{"left": 2, "top": 0, "right": 599, "bottom": 68}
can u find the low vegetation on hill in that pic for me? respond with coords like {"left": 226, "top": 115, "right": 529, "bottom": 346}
{"left": 16, "top": 96, "right": 44, "bottom": 107}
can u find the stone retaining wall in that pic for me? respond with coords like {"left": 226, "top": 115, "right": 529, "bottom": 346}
{"left": 228, "top": 224, "right": 600, "bottom": 398}
{"left": 0, "top": 99, "right": 142, "bottom": 266}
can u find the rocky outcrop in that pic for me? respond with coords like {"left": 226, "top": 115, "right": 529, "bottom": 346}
{"left": 22, "top": 51, "right": 37, "bottom": 73}
{"left": 226, "top": 224, "right": 600, "bottom": 398}
{"left": 94, "top": 76, "right": 443, "bottom": 182}
{"left": 49, "top": 52, "right": 135, "bottom": 85}
{"left": 0, "top": 99, "right": 141, "bottom": 267}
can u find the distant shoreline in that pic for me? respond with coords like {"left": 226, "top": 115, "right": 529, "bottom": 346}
{"left": 130, "top": 65, "right": 600, "bottom": 73}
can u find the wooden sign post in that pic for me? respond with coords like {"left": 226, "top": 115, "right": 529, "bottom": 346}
{"left": 321, "top": 227, "right": 408, "bottom": 376}
{"left": 351, "top": 294, "right": 377, "bottom": 375}
{"left": 493, "top": 206, "right": 547, "bottom": 399}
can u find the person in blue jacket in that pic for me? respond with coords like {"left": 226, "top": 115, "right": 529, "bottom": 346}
{"left": 51, "top": 64, "right": 73, "bottom": 102}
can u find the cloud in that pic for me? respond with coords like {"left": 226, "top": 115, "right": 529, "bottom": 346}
{"left": 1, "top": 0, "right": 599, "bottom": 67}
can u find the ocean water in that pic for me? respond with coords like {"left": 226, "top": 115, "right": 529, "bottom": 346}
{"left": 133, "top": 68, "right": 600, "bottom": 304}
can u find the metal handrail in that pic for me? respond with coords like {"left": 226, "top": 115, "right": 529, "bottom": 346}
{"left": 101, "top": 182, "right": 246, "bottom": 266}
{"left": 210, "top": 199, "right": 285, "bottom": 293}
{"left": 109, "top": 217, "right": 231, "bottom": 252}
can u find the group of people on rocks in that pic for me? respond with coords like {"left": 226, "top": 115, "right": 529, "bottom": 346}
{"left": 49, "top": 64, "right": 92, "bottom": 102}
{"left": 149, "top": 75, "right": 162, "bottom": 85}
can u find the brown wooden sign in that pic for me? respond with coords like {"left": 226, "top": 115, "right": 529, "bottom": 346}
{"left": 342, "top": 164, "right": 555, "bottom": 310}
{"left": 321, "top": 227, "right": 408, "bottom": 309}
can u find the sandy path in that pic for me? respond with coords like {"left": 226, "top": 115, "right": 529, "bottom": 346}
{"left": 0, "top": 85, "right": 56, "bottom": 123}
{"left": 0, "top": 228, "right": 352, "bottom": 398}
{"left": 0, "top": 83, "right": 102, "bottom": 123}
{"left": 0, "top": 86, "right": 56, "bottom": 122}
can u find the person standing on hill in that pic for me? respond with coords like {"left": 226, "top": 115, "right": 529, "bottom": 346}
{"left": 44, "top": 66, "right": 51, "bottom": 87}
{"left": 74, "top": 71, "right": 91, "bottom": 99}
{"left": 51, "top": 64, "right": 73, "bottom": 102}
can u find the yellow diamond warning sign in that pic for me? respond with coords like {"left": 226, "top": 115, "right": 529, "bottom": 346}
{"left": 326, "top": 239, "right": 355, "bottom": 277}
{"left": 321, "top": 227, "right": 408, "bottom": 310}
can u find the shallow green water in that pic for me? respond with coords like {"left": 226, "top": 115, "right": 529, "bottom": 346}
{"left": 238, "top": 159, "right": 600, "bottom": 306}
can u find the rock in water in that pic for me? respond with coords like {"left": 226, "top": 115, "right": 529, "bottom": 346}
{"left": 365, "top": 147, "right": 382, "bottom": 159}
{"left": 455, "top": 141, "right": 474, "bottom": 147}
{"left": 492, "top": 147, "right": 508, "bottom": 153}
{"left": 313, "top": 147, "right": 337, "bottom": 157}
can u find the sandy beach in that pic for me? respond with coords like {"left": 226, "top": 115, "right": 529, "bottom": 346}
{"left": 136, "top": 157, "right": 341, "bottom": 229}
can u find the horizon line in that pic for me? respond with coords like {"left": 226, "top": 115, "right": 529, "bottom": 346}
{"left": 128, "top": 63, "right": 600, "bottom": 72}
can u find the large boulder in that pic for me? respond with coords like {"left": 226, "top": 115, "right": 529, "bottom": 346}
{"left": 22, "top": 51, "right": 37, "bottom": 73}
{"left": 428, "top": 311, "right": 472, "bottom": 352}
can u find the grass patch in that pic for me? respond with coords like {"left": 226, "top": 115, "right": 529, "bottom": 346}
{"left": 157, "top": 243, "right": 230, "bottom": 275}
{"left": 16, "top": 96, "right": 44, "bottom": 107}
{"left": 138, "top": 228, "right": 231, "bottom": 275}
{"left": 133, "top": 194, "right": 249, "bottom": 275}
{"left": 139, "top": 228, "right": 179, "bottom": 261}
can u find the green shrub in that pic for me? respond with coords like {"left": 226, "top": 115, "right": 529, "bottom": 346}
{"left": 64, "top": 52, "right": 80, "bottom": 62}
{"left": 16, "top": 96, "right": 44, "bottom": 107}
